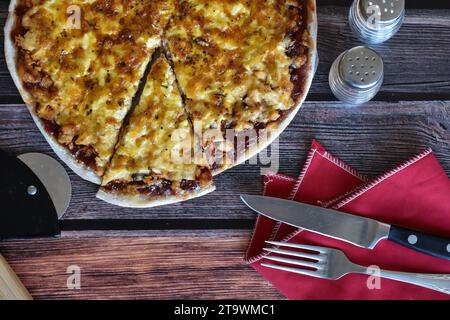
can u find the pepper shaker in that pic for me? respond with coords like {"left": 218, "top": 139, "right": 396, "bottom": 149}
{"left": 349, "top": 0, "right": 405, "bottom": 44}
{"left": 329, "top": 46, "right": 384, "bottom": 104}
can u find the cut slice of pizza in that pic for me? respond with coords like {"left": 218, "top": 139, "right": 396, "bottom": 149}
{"left": 7, "top": 0, "right": 176, "bottom": 183}
{"left": 97, "top": 56, "right": 215, "bottom": 208}
{"left": 164, "top": 0, "right": 314, "bottom": 173}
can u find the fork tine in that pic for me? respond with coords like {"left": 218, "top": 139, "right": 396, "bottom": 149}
{"left": 265, "top": 241, "right": 329, "bottom": 254}
{"left": 261, "top": 263, "right": 325, "bottom": 279}
{"left": 263, "top": 247, "right": 326, "bottom": 262}
{"left": 264, "top": 255, "right": 324, "bottom": 270}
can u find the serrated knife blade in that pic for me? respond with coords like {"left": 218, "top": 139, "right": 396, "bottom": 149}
{"left": 241, "top": 195, "right": 450, "bottom": 260}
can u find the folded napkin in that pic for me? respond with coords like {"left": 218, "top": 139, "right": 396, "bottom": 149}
{"left": 245, "top": 140, "right": 450, "bottom": 300}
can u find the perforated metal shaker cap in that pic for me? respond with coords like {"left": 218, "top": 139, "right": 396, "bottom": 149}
{"left": 360, "top": 0, "right": 405, "bottom": 23}
{"left": 349, "top": 0, "right": 405, "bottom": 44}
{"left": 329, "top": 46, "right": 384, "bottom": 104}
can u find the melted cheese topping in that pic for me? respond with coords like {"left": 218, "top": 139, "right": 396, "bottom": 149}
{"left": 15, "top": 0, "right": 309, "bottom": 186}
{"left": 15, "top": 0, "right": 175, "bottom": 175}
{"left": 102, "top": 56, "right": 212, "bottom": 195}
{"left": 165, "top": 0, "right": 306, "bottom": 132}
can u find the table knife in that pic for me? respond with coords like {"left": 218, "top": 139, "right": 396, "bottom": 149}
{"left": 0, "top": 150, "right": 72, "bottom": 299}
{"left": 241, "top": 195, "right": 450, "bottom": 260}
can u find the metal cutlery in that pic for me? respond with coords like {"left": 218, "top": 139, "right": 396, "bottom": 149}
{"left": 262, "top": 241, "right": 450, "bottom": 295}
{"left": 241, "top": 195, "right": 450, "bottom": 260}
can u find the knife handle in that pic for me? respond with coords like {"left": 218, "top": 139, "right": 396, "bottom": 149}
{"left": 0, "top": 254, "right": 32, "bottom": 300}
{"left": 388, "top": 226, "right": 450, "bottom": 260}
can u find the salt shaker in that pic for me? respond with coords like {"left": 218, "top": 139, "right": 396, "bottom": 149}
{"left": 329, "top": 46, "right": 384, "bottom": 104}
{"left": 349, "top": 0, "right": 405, "bottom": 44}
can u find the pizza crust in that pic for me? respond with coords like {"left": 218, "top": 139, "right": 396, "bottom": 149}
{"left": 4, "top": 0, "right": 101, "bottom": 184}
{"left": 96, "top": 184, "right": 216, "bottom": 208}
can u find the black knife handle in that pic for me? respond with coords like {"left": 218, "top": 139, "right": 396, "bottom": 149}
{"left": 388, "top": 226, "right": 450, "bottom": 260}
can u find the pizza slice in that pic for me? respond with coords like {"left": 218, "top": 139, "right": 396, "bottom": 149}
{"left": 165, "top": 0, "right": 312, "bottom": 173}
{"left": 8, "top": 0, "right": 175, "bottom": 183}
{"left": 97, "top": 56, "right": 215, "bottom": 208}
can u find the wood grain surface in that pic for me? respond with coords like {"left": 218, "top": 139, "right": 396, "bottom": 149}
{"left": 0, "top": 231, "right": 282, "bottom": 300}
{"left": 0, "top": 0, "right": 449, "bottom": 300}
{"left": 1, "top": 100, "right": 448, "bottom": 221}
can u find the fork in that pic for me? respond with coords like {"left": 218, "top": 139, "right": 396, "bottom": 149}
{"left": 261, "top": 241, "right": 450, "bottom": 295}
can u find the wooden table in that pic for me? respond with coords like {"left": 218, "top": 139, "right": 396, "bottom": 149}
{"left": 0, "top": 0, "right": 449, "bottom": 300}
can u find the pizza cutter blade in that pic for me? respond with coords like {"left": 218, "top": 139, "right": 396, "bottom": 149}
{"left": 0, "top": 150, "right": 72, "bottom": 239}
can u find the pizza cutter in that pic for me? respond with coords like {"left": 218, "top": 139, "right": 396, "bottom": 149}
{"left": 0, "top": 150, "right": 71, "bottom": 299}
{"left": 0, "top": 150, "right": 71, "bottom": 238}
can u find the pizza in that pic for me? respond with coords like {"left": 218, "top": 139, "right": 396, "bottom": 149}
{"left": 97, "top": 55, "right": 215, "bottom": 207}
{"left": 5, "top": 0, "right": 317, "bottom": 207}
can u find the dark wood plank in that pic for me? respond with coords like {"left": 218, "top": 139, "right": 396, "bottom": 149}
{"left": 0, "top": 100, "right": 449, "bottom": 221}
{"left": 0, "top": 3, "right": 449, "bottom": 101}
{"left": 0, "top": 231, "right": 283, "bottom": 300}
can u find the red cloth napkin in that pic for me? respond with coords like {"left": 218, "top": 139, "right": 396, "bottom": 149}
{"left": 245, "top": 140, "right": 450, "bottom": 300}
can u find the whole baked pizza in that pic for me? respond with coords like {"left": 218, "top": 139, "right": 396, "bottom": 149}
{"left": 5, "top": 0, "right": 317, "bottom": 207}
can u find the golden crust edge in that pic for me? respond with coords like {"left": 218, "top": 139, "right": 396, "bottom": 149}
{"left": 96, "top": 184, "right": 216, "bottom": 208}
{"left": 4, "top": 0, "right": 102, "bottom": 185}
{"left": 213, "top": 0, "right": 318, "bottom": 175}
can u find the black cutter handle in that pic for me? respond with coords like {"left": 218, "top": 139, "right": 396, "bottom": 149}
{"left": 388, "top": 226, "right": 450, "bottom": 260}
{"left": 0, "top": 149, "right": 60, "bottom": 239}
